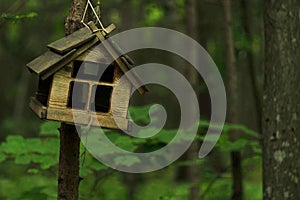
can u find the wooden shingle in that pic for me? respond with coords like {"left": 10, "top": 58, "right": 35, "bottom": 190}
{"left": 47, "top": 27, "right": 95, "bottom": 54}
{"left": 27, "top": 50, "right": 76, "bottom": 75}
{"left": 26, "top": 21, "right": 148, "bottom": 93}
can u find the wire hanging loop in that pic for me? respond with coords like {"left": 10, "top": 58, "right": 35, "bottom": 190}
{"left": 81, "top": 0, "right": 107, "bottom": 33}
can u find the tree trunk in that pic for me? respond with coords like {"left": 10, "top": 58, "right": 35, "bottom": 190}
{"left": 240, "top": 0, "right": 262, "bottom": 133}
{"left": 58, "top": 124, "right": 81, "bottom": 200}
{"left": 223, "top": 0, "right": 243, "bottom": 199}
{"left": 185, "top": 0, "right": 200, "bottom": 199}
{"left": 57, "top": 1, "right": 87, "bottom": 199}
{"left": 263, "top": 0, "right": 300, "bottom": 199}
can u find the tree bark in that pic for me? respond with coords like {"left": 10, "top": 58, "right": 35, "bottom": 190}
{"left": 263, "top": 0, "right": 300, "bottom": 199}
{"left": 240, "top": 0, "right": 262, "bottom": 133}
{"left": 65, "top": 0, "right": 87, "bottom": 36}
{"left": 58, "top": 124, "right": 81, "bottom": 200}
{"left": 57, "top": 0, "right": 87, "bottom": 199}
{"left": 185, "top": 0, "right": 200, "bottom": 199}
{"left": 223, "top": 0, "right": 243, "bottom": 199}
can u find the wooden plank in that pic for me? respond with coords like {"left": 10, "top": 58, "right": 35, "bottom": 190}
{"left": 29, "top": 97, "right": 47, "bottom": 119}
{"left": 105, "top": 24, "right": 116, "bottom": 34}
{"left": 76, "top": 45, "right": 112, "bottom": 64}
{"left": 47, "top": 26, "right": 95, "bottom": 54}
{"left": 104, "top": 39, "right": 148, "bottom": 94}
{"left": 41, "top": 37, "right": 100, "bottom": 80}
{"left": 48, "top": 71, "right": 72, "bottom": 108}
{"left": 90, "top": 27, "right": 148, "bottom": 95}
{"left": 47, "top": 107, "right": 129, "bottom": 130}
{"left": 109, "top": 39, "right": 134, "bottom": 65}
{"left": 27, "top": 50, "right": 75, "bottom": 75}
{"left": 111, "top": 75, "right": 131, "bottom": 118}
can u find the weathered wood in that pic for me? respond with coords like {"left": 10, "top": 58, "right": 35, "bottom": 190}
{"left": 41, "top": 38, "right": 99, "bottom": 80}
{"left": 27, "top": 50, "right": 75, "bottom": 76}
{"left": 87, "top": 21, "right": 147, "bottom": 94}
{"left": 48, "top": 70, "right": 72, "bottom": 108}
{"left": 76, "top": 45, "right": 112, "bottom": 64}
{"left": 47, "top": 107, "right": 129, "bottom": 130}
{"left": 48, "top": 26, "right": 94, "bottom": 54}
{"left": 105, "top": 24, "right": 116, "bottom": 34}
{"left": 48, "top": 62, "right": 131, "bottom": 118}
{"left": 109, "top": 39, "right": 134, "bottom": 65}
{"left": 29, "top": 97, "right": 47, "bottom": 119}
{"left": 111, "top": 74, "right": 131, "bottom": 118}
{"left": 103, "top": 38, "right": 147, "bottom": 95}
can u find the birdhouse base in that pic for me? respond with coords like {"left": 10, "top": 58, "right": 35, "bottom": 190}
{"left": 29, "top": 97, "right": 130, "bottom": 130}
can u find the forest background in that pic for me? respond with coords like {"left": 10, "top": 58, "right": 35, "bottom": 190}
{"left": 0, "top": 0, "right": 294, "bottom": 199}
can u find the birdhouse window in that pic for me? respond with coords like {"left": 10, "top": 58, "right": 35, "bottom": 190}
{"left": 72, "top": 61, "right": 115, "bottom": 83}
{"left": 67, "top": 81, "right": 89, "bottom": 110}
{"left": 90, "top": 85, "right": 113, "bottom": 113}
{"left": 26, "top": 21, "right": 147, "bottom": 129}
{"left": 67, "top": 61, "right": 116, "bottom": 113}
{"left": 36, "top": 76, "right": 53, "bottom": 106}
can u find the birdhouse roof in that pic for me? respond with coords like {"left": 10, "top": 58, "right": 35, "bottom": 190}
{"left": 26, "top": 21, "right": 147, "bottom": 94}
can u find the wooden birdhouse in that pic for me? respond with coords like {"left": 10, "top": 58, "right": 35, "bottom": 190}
{"left": 27, "top": 21, "right": 147, "bottom": 130}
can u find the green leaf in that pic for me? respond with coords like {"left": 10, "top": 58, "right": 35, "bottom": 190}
{"left": 15, "top": 154, "right": 31, "bottom": 164}
{"left": 2, "top": 135, "right": 26, "bottom": 155}
{"left": 218, "top": 138, "right": 249, "bottom": 152}
{"left": 38, "top": 138, "right": 59, "bottom": 154}
{"left": 114, "top": 136, "right": 137, "bottom": 152}
{"left": 129, "top": 105, "right": 152, "bottom": 124}
{"left": 0, "top": 152, "right": 7, "bottom": 163}
{"left": 0, "top": 12, "right": 38, "bottom": 20}
{"left": 114, "top": 155, "right": 140, "bottom": 167}
{"left": 40, "top": 122, "right": 60, "bottom": 136}
{"left": 27, "top": 168, "right": 39, "bottom": 174}
{"left": 89, "top": 160, "right": 108, "bottom": 171}
{"left": 154, "top": 129, "right": 176, "bottom": 143}
{"left": 144, "top": 4, "right": 164, "bottom": 25}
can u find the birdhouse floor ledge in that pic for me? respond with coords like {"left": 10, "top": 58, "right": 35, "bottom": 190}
{"left": 29, "top": 97, "right": 130, "bottom": 130}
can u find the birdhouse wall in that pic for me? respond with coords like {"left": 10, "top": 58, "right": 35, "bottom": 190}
{"left": 45, "top": 61, "right": 131, "bottom": 130}
{"left": 76, "top": 45, "right": 112, "bottom": 64}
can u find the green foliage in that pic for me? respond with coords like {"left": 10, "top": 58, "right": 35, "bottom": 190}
{"left": 114, "top": 155, "right": 141, "bottom": 167}
{"left": 0, "top": 12, "right": 37, "bottom": 21}
{"left": 0, "top": 105, "right": 262, "bottom": 199}
{"left": 0, "top": 135, "right": 59, "bottom": 169}
{"left": 0, "top": 152, "right": 7, "bottom": 163}
{"left": 135, "top": 178, "right": 189, "bottom": 200}
{"left": 0, "top": 0, "right": 266, "bottom": 198}
{"left": 80, "top": 149, "right": 108, "bottom": 176}
{"left": 40, "top": 121, "right": 60, "bottom": 136}
{"left": 143, "top": 3, "right": 164, "bottom": 25}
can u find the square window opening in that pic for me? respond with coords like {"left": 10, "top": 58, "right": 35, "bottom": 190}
{"left": 36, "top": 76, "right": 53, "bottom": 106}
{"left": 67, "top": 81, "right": 89, "bottom": 110}
{"left": 90, "top": 85, "right": 113, "bottom": 113}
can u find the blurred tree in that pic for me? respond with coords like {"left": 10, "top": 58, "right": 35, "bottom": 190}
{"left": 223, "top": 0, "right": 243, "bottom": 199}
{"left": 263, "top": 0, "right": 300, "bottom": 199}
{"left": 184, "top": 0, "right": 200, "bottom": 199}
{"left": 240, "top": 0, "right": 262, "bottom": 132}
